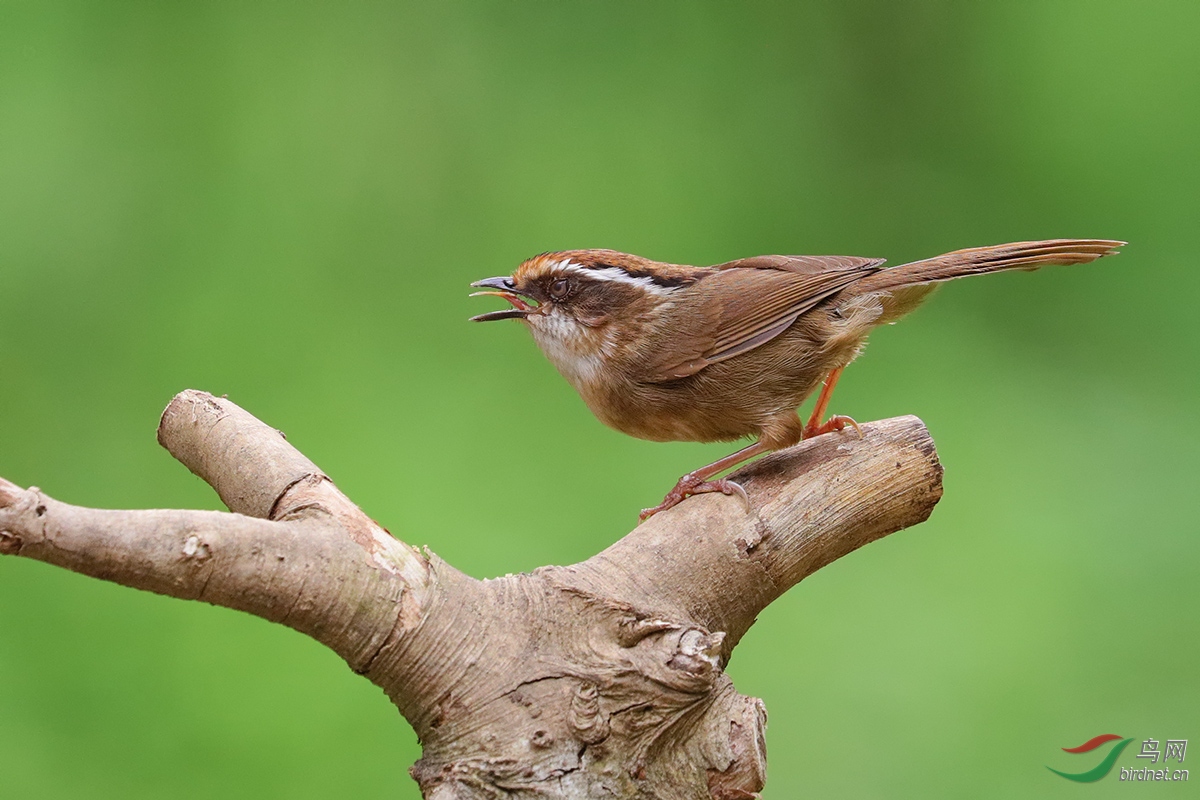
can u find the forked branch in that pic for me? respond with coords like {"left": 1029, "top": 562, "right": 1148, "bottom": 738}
{"left": 0, "top": 390, "right": 942, "bottom": 799}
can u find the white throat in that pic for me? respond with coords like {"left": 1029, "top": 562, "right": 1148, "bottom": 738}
{"left": 528, "top": 308, "right": 614, "bottom": 390}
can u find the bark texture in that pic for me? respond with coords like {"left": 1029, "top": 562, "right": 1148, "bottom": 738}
{"left": 0, "top": 390, "right": 943, "bottom": 799}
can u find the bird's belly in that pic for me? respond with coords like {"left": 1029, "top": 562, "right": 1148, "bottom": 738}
{"left": 574, "top": 316, "right": 867, "bottom": 444}
{"left": 578, "top": 378, "right": 781, "bottom": 444}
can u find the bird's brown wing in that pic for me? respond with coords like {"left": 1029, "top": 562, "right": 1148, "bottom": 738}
{"left": 713, "top": 254, "right": 886, "bottom": 274}
{"left": 638, "top": 259, "right": 881, "bottom": 382}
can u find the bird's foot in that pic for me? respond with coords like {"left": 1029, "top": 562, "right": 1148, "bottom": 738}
{"left": 803, "top": 414, "right": 862, "bottom": 440}
{"left": 639, "top": 473, "right": 748, "bottom": 522}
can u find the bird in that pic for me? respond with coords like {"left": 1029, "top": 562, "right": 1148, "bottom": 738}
{"left": 470, "top": 239, "right": 1124, "bottom": 520}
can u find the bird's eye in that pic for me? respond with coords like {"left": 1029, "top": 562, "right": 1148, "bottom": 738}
{"left": 548, "top": 278, "right": 570, "bottom": 299}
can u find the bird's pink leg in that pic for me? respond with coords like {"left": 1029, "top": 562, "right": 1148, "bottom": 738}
{"left": 639, "top": 441, "right": 769, "bottom": 521}
{"left": 803, "top": 367, "right": 861, "bottom": 439}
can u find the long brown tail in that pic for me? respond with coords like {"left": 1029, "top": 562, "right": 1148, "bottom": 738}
{"left": 852, "top": 238, "right": 1125, "bottom": 295}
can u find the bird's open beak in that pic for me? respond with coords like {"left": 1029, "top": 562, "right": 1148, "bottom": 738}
{"left": 469, "top": 277, "right": 537, "bottom": 322}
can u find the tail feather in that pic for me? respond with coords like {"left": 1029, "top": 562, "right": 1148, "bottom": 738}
{"left": 851, "top": 238, "right": 1125, "bottom": 295}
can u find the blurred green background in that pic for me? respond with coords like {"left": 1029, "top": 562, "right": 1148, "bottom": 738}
{"left": 1, "top": 1, "right": 1196, "bottom": 797}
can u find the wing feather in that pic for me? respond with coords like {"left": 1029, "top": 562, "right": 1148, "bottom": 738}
{"left": 713, "top": 254, "right": 886, "bottom": 273}
{"left": 637, "top": 259, "right": 879, "bottom": 382}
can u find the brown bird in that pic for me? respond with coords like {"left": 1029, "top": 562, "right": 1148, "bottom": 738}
{"left": 471, "top": 239, "right": 1124, "bottom": 519}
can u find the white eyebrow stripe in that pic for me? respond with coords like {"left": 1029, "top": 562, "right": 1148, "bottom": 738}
{"left": 552, "top": 260, "right": 679, "bottom": 296}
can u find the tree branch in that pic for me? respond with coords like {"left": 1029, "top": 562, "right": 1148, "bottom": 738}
{"left": 1, "top": 391, "right": 943, "bottom": 799}
{"left": 158, "top": 389, "right": 431, "bottom": 588}
{"left": 560, "top": 416, "right": 942, "bottom": 653}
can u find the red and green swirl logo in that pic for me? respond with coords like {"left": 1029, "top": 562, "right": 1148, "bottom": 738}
{"left": 1048, "top": 734, "right": 1135, "bottom": 782}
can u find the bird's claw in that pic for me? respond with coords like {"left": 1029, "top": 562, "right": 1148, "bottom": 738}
{"left": 803, "top": 414, "right": 862, "bottom": 440}
{"left": 639, "top": 474, "right": 749, "bottom": 522}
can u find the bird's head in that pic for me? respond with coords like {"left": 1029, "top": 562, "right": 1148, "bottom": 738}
{"left": 471, "top": 250, "right": 702, "bottom": 385}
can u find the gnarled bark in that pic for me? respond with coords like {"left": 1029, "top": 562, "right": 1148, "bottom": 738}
{"left": 0, "top": 390, "right": 943, "bottom": 798}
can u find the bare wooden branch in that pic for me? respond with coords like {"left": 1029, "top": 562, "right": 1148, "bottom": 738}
{"left": 158, "top": 389, "right": 432, "bottom": 588}
{"left": 0, "top": 391, "right": 943, "bottom": 799}
{"left": 561, "top": 416, "right": 942, "bottom": 652}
